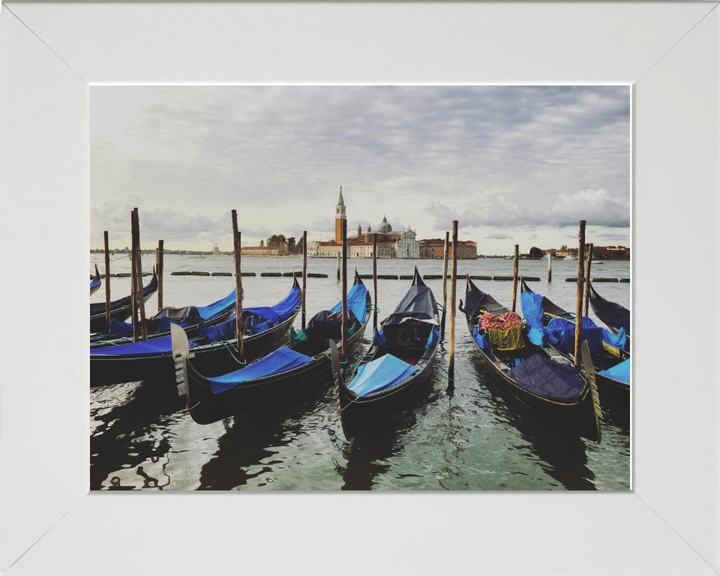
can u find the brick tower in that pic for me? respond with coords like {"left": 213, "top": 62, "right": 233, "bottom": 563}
{"left": 335, "top": 187, "right": 346, "bottom": 242}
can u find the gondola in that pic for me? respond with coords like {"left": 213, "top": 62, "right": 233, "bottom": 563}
{"left": 462, "top": 276, "right": 602, "bottom": 443}
{"left": 90, "top": 270, "right": 158, "bottom": 333}
{"left": 588, "top": 281, "right": 630, "bottom": 338}
{"left": 90, "top": 264, "right": 101, "bottom": 296}
{"left": 520, "top": 278, "right": 629, "bottom": 424}
{"left": 332, "top": 268, "right": 440, "bottom": 439}
{"left": 91, "top": 277, "right": 302, "bottom": 387}
{"left": 91, "top": 283, "right": 239, "bottom": 346}
{"left": 171, "top": 272, "right": 372, "bottom": 425}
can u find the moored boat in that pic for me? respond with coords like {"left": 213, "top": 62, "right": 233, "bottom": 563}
{"left": 520, "top": 278, "right": 629, "bottom": 425}
{"left": 462, "top": 276, "right": 602, "bottom": 443}
{"left": 588, "top": 281, "right": 630, "bottom": 337}
{"left": 91, "top": 277, "right": 302, "bottom": 387}
{"left": 90, "top": 270, "right": 158, "bottom": 333}
{"left": 171, "top": 272, "right": 371, "bottom": 425}
{"left": 333, "top": 267, "right": 441, "bottom": 439}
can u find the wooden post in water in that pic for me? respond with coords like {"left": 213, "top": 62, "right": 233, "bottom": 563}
{"left": 574, "top": 220, "right": 586, "bottom": 367}
{"left": 104, "top": 231, "right": 112, "bottom": 332}
{"left": 441, "top": 231, "right": 449, "bottom": 336}
{"left": 135, "top": 209, "right": 148, "bottom": 341}
{"left": 302, "top": 230, "right": 307, "bottom": 330}
{"left": 157, "top": 239, "right": 164, "bottom": 311}
{"left": 448, "top": 221, "right": 458, "bottom": 381}
{"left": 372, "top": 232, "right": 378, "bottom": 330}
{"left": 130, "top": 211, "right": 139, "bottom": 342}
{"left": 231, "top": 210, "right": 245, "bottom": 360}
{"left": 547, "top": 251, "right": 552, "bottom": 283}
{"left": 583, "top": 243, "right": 594, "bottom": 317}
{"left": 130, "top": 208, "right": 148, "bottom": 341}
{"left": 341, "top": 219, "right": 348, "bottom": 361}
{"left": 336, "top": 250, "right": 341, "bottom": 282}
{"left": 511, "top": 244, "right": 519, "bottom": 312}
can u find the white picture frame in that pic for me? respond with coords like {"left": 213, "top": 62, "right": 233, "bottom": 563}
{"left": 1, "top": 3, "right": 718, "bottom": 575}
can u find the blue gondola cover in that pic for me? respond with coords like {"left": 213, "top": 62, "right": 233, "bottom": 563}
{"left": 472, "top": 327, "right": 489, "bottom": 350}
{"left": 208, "top": 346, "right": 314, "bottom": 394}
{"left": 373, "top": 328, "right": 388, "bottom": 349}
{"left": 426, "top": 328, "right": 439, "bottom": 348}
{"left": 507, "top": 354, "right": 586, "bottom": 402}
{"left": 599, "top": 358, "right": 631, "bottom": 384}
{"left": 520, "top": 290, "right": 546, "bottom": 345}
{"left": 347, "top": 354, "right": 421, "bottom": 397}
{"left": 330, "top": 283, "right": 369, "bottom": 325}
{"left": 91, "top": 334, "right": 197, "bottom": 356}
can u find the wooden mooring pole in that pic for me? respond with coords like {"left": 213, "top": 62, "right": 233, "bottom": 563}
{"left": 511, "top": 244, "right": 519, "bottom": 312}
{"left": 441, "top": 231, "right": 449, "bottom": 336}
{"left": 583, "top": 243, "right": 594, "bottom": 318}
{"left": 302, "top": 230, "right": 307, "bottom": 330}
{"left": 547, "top": 251, "right": 552, "bottom": 283}
{"left": 574, "top": 220, "right": 586, "bottom": 367}
{"left": 231, "top": 210, "right": 245, "bottom": 360}
{"left": 341, "top": 219, "right": 348, "bottom": 361}
{"left": 103, "top": 231, "right": 112, "bottom": 332}
{"left": 372, "top": 233, "right": 378, "bottom": 330}
{"left": 131, "top": 208, "right": 148, "bottom": 341}
{"left": 448, "top": 221, "right": 458, "bottom": 381}
{"left": 336, "top": 250, "right": 341, "bottom": 282}
{"left": 157, "top": 239, "right": 164, "bottom": 311}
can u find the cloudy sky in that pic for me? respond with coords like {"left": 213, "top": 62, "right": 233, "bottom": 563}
{"left": 91, "top": 86, "right": 630, "bottom": 254}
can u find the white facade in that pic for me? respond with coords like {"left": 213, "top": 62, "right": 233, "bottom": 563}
{"left": 307, "top": 240, "right": 320, "bottom": 256}
{"left": 394, "top": 227, "right": 420, "bottom": 259}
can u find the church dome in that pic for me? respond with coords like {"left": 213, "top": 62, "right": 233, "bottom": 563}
{"left": 377, "top": 216, "right": 392, "bottom": 234}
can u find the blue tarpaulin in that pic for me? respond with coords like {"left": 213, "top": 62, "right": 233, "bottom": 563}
{"left": 520, "top": 291, "right": 545, "bottom": 331}
{"left": 472, "top": 327, "right": 489, "bottom": 350}
{"left": 426, "top": 328, "right": 439, "bottom": 349}
{"left": 110, "top": 287, "right": 239, "bottom": 336}
{"left": 507, "top": 354, "right": 586, "bottom": 402}
{"left": 331, "top": 283, "right": 369, "bottom": 324}
{"left": 545, "top": 317, "right": 604, "bottom": 354}
{"left": 91, "top": 334, "right": 198, "bottom": 356}
{"left": 347, "top": 354, "right": 421, "bottom": 397}
{"left": 599, "top": 358, "right": 631, "bottom": 384}
{"left": 373, "top": 328, "right": 388, "bottom": 349}
{"left": 208, "top": 346, "right": 315, "bottom": 394}
{"left": 195, "top": 288, "right": 238, "bottom": 321}
{"left": 196, "top": 286, "right": 301, "bottom": 343}
{"left": 601, "top": 325, "right": 627, "bottom": 350}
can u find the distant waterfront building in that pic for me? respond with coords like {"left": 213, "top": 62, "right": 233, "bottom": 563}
{"left": 307, "top": 240, "right": 320, "bottom": 256}
{"left": 394, "top": 226, "right": 420, "bottom": 258}
{"left": 213, "top": 243, "right": 220, "bottom": 255}
{"left": 419, "top": 239, "right": 477, "bottom": 259}
{"left": 317, "top": 191, "right": 475, "bottom": 259}
{"left": 242, "top": 246, "right": 282, "bottom": 256}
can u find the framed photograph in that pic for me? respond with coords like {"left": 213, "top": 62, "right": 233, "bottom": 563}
{"left": 1, "top": 3, "right": 717, "bottom": 575}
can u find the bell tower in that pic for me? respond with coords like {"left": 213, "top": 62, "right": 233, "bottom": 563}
{"left": 335, "top": 187, "right": 346, "bottom": 242}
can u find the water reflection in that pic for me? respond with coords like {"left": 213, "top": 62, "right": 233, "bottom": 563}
{"left": 198, "top": 395, "right": 329, "bottom": 490}
{"left": 90, "top": 379, "right": 181, "bottom": 490}
{"left": 468, "top": 361, "right": 597, "bottom": 490}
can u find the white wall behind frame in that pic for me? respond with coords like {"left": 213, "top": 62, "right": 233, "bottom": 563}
{"left": 0, "top": 7, "right": 88, "bottom": 572}
{"left": 634, "top": 6, "right": 719, "bottom": 571}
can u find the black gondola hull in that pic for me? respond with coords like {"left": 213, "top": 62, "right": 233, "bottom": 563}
{"left": 336, "top": 351, "right": 437, "bottom": 439}
{"left": 90, "top": 272, "right": 159, "bottom": 333}
{"left": 183, "top": 312, "right": 370, "bottom": 424}
{"left": 470, "top": 342, "right": 600, "bottom": 443}
{"left": 91, "top": 307, "right": 300, "bottom": 387}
